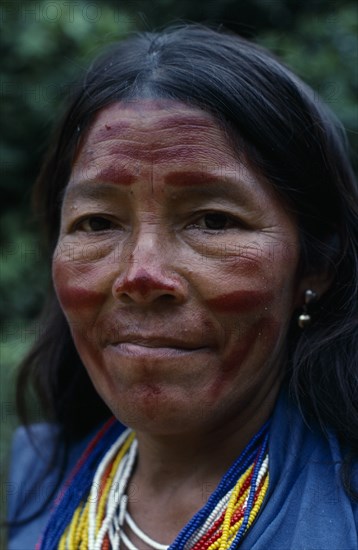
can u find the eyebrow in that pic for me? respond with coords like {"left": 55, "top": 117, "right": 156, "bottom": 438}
{"left": 71, "top": 165, "right": 136, "bottom": 186}
{"left": 62, "top": 165, "right": 137, "bottom": 203}
{"left": 164, "top": 170, "right": 258, "bottom": 207}
{"left": 62, "top": 182, "right": 124, "bottom": 204}
{"left": 62, "top": 170, "right": 258, "bottom": 207}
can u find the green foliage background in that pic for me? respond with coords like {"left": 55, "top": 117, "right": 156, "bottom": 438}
{"left": 1, "top": 0, "right": 357, "bottom": 532}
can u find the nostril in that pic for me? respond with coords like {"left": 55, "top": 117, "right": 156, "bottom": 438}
{"left": 116, "top": 293, "right": 133, "bottom": 304}
{"left": 112, "top": 268, "right": 185, "bottom": 304}
{"left": 123, "top": 269, "right": 174, "bottom": 299}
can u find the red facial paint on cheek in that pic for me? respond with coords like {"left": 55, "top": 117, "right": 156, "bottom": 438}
{"left": 53, "top": 269, "right": 101, "bottom": 311}
{"left": 53, "top": 259, "right": 107, "bottom": 311}
{"left": 222, "top": 322, "right": 261, "bottom": 374}
{"left": 209, "top": 317, "right": 281, "bottom": 400}
{"left": 55, "top": 283, "right": 106, "bottom": 311}
{"left": 206, "top": 290, "right": 273, "bottom": 313}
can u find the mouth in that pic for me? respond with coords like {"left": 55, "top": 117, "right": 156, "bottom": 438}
{"left": 107, "top": 337, "right": 209, "bottom": 358}
{"left": 111, "top": 343, "right": 206, "bottom": 358}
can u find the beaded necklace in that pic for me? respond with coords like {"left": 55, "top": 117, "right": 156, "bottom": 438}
{"left": 38, "top": 420, "right": 269, "bottom": 550}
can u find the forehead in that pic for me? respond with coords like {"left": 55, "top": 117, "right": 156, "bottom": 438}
{"left": 74, "top": 99, "right": 243, "bottom": 168}
{"left": 88, "top": 99, "right": 221, "bottom": 140}
{"left": 68, "top": 100, "right": 286, "bottom": 208}
{"left": 70, "top": 101, "right": 262, "bottom": 197}
{"left": 64, "top": 100, "right": 299, "bottom": 242}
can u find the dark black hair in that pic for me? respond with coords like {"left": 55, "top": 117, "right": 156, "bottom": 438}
{"left": 17, "top": 24, "right": 358, "bottom": 495}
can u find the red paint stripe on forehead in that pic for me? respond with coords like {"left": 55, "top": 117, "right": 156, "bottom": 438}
{"left": 165, "top": 171, "right": 220, "bottom": 187}
{"left": 206, "top": 290, "right": 273, "bottom": 313}
{"left": 93, "top": 166, "right": 136, "bottom": 186}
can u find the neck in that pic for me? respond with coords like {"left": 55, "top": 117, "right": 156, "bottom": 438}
{"left": 134, "top": 381, "right": 277, "bottom": 485}
{"left": 126, "top": 380, "right": 278, "bottom": 543}
{"left": 49, "top": 383, "right": 275, "bottom": 549}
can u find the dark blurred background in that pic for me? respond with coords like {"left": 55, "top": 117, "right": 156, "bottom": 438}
{"left": 1, "top": 0, "right": 357, "bottom": 519}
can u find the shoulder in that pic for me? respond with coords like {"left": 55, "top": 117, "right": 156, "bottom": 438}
{"left": 7, "top": 423, "right": 95, "bottom": 550}
{"left": 10, "top": 422, "right": 60, "bottom": 466}
{"left": 8, "top": 423, "right": 61, "bottom": 519}
{"left": 244, "top": 389, "right": 358, "bottom": 549}
{"left": 269, "top": 389, "right": 358, "bottom": 497}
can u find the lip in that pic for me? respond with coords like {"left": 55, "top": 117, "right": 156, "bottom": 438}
{"left": 107, "top": 334, "right": 208, "bottom": 349}
{"left": 106, "top": 335, "right": 210, "bottom": 359}
{"left": 108, "top": 342, "right": 208, "bottom": 358}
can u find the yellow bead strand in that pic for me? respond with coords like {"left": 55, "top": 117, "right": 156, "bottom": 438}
{"left": 58, "top": 525, "right": 69, "bottom": 550}
{"left": 218, "top": 464, "right": 254, "bottom": 550}
{"left": 67, "top": 504, "right": 82, "bottom": 548}
{"left": 54, "top": 425, "right": 268, "bottom": 550}
{"left": 246, "top": 474, "right": 269, "bottom": 529}
{"left": 78, "top": 502, "right": 90, "bottom": 549}
{"left": 206, "top": 465, "right": 268, "bottom": 550}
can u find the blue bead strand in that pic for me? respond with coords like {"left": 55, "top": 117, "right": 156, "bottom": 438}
{"left": 229, "top": 431, "right": 269, "bottom": 548}
{"left": 40, "top": 417, "right": 270, "bottom": 550}
{"left": 169, "top": 421, "right": 270, "bottom": 550}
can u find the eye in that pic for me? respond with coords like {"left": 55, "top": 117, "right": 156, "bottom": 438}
{"left": 203, "top": 213, "right": 231, "bottom": 230}
{"left": 76, "top": 216, "right": 115, "bottom": 232}
{"left": 190, "top": 212, "right": 238, "bottom": 231}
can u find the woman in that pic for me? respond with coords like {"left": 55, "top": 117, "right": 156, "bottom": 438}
{"left": 8, "top": 24, "right": 358, "bottom": 549}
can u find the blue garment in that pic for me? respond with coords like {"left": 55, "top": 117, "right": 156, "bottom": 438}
{"left": 7, "top": 424, "right": 96, "bottom": 550}
{"left": 7, "top": 391, "right": 358, "bottom": 549}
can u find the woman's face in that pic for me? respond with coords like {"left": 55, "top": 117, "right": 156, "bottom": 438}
{"left": 53, "top": 101, "right": 307, "bottom": 435}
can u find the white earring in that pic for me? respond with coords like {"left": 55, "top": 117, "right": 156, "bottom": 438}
{"left": 298, "top": 289, "right": 318, "bottom": 329}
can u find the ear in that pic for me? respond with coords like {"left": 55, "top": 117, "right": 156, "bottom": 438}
{"left": 293, "top": 267, "right": 335, "bottom": 309}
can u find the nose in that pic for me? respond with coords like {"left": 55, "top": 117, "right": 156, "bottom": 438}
{"left": 112, "top": 232, "right": 187, "bottom": 306}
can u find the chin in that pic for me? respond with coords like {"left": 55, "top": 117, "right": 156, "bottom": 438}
{"left": 102, "top": 382, "right": 201, "bottom": 434}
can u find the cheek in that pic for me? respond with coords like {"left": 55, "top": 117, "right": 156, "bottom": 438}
{"left": 52, "top": 258, "right": 107, "bottom": 314}
{"left": 52, "top": 258, "right": 120, "bottom": 399}
{"left": 73, "top": 335, "right": 117, "bottom": 410}
{"left": 208, "top": 317, "right": 282, "bottom": 401}
{"left": 206, "top": 289, "right": 274, "bottom": 313}
{"left": 53, "top": 269, "right": 108, "bottom": 374}
{"left": 55, "top": 283, "right": 105, "bottom": 312}
{"left": 222, "top": 317, "right": 281, "bottom": 372}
